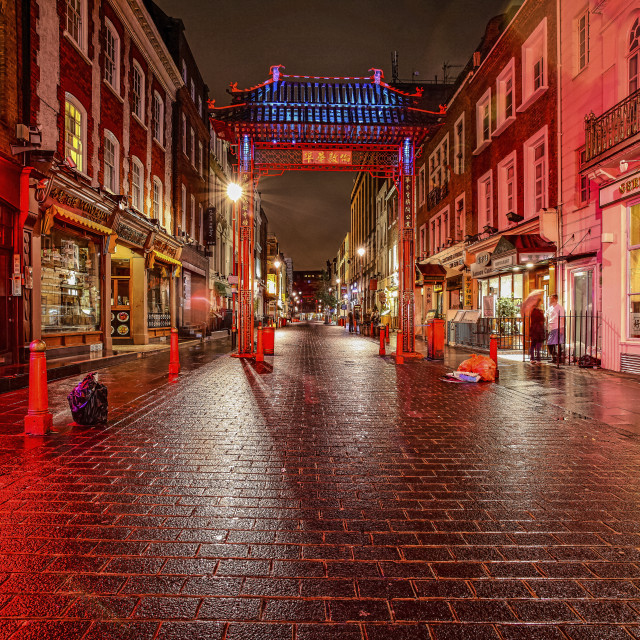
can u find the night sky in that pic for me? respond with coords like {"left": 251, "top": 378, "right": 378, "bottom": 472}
{"left": 156, "top": 0, "right": 512, "bottom": 269}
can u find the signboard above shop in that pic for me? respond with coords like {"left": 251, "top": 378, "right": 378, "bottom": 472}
{"left": 599, "top": 169, "right": 640, "bottom": 208}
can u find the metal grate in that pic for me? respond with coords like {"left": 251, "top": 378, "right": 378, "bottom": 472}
{"left": 621, "top": 354, "right": 640, "bottom": 375}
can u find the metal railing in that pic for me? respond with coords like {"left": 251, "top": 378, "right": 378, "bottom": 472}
{"left": 448, "top": 313, "right": 601, "bottom": 367}
{"left": 584, "top": 89, "right": 640, "bottom": 163}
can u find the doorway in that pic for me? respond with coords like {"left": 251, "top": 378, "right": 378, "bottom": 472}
{"left": 0, "top": 250, "right": 9, "bottom": 361}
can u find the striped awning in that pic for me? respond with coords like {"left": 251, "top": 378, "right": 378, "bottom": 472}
{"left": 47, "top": 205, "right": 113, "bottom": 235}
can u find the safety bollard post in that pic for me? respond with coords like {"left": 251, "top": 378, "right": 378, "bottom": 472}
{"left": 169, "top": 327, "right": 180, "bottom": 375}
{"left": 379, "top": 328, "right": 386, "bottom": 356}
{"left": 489, "top": 333, "right": 499, "bottom": 380}
{"left": 395, "top": 331, "right": 404, "bottom": 364}
{"left": 256, "top": 324, "right": 264, "bottom": 362}
{"left": 385, "top": 325, "right": 390, "bottom": 344}
{"left": 24, "top": 340, "right": 53, "bottom": 436}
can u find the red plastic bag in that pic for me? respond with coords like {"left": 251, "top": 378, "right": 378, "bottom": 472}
{"left": 457, "top": 354, "right": 496, "bottom": 382}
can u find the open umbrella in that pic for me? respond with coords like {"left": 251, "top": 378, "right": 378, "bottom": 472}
{"left": 521, "top": 289, "right": 544, "bottom": 315}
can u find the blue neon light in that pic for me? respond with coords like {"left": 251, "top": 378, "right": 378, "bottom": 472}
{"left": 403, "top": 137, "right": 413, "bottom": 175}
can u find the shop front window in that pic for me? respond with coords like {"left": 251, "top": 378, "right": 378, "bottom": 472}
{"left": 41, "top": 228, "right": 101, "bottom": 333}
{"left": 629, "top": 203, "right": 640, "bottom": 338}
{"left": 148, "top": 265, "right": 171, "bottom": 328}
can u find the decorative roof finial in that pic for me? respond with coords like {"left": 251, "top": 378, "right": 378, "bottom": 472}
{"left": 270, "top": 65, "right": 285, "bottom": 82}
{"left": 369, "top": 68, "right": 384, "bottom": 85}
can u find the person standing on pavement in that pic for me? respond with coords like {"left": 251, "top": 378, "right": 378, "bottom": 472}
{"left": 348, "top": 310, "right": 354, "bottom": 333}
{"left": 546, "top": 293, "right": 565, "bottom": 363}
{"left": 529, "top": 298, "right": 545, "bottom": 363}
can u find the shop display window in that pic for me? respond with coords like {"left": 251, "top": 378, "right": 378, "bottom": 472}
{"left": 629, "top": 204, "right": 640, "bottom": 338}
{"left": 41, "top": 228, "right": 101, "bottom": 333}
{"left": 148, "top": 265, "right": 171, "bottom": 328}
{"left": 479, "top": 272, "right": 524, "bottom": 317}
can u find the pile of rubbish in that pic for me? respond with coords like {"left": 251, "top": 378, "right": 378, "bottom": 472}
{"left": 445, "top": 354, "right": 497, "bottom": 383}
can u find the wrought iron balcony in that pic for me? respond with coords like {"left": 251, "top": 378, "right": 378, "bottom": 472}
{"left": 427, "top": 181, "right": 449, "bottom": 210}
{"left": 584, "top": 89, "right": 640, "bottom": 165}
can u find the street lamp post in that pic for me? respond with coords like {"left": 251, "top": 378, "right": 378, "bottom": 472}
{"left": 357, "top": 246, "right": 365, "bottom": 332}
{"left": 273, "top": 258, "right": 281, "bottom": 326}
{"left": 226, "top": 182, "right": 243, "bottom": 350}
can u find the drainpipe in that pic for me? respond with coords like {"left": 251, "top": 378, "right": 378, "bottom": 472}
{"left": 556, "top": 0, "right": 564, "bottom": 303}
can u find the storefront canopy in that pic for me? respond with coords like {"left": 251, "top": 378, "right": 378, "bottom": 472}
{"left": 416, "top": 262, "right": 447, "bottom": 282}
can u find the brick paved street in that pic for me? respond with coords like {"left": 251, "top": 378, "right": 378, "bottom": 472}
{"left": 1, "top": 323, "right": 640, "bottom": 638}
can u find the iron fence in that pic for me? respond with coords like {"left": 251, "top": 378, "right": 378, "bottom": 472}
{"left": 448, "top": 313, "right": 601, "bottom": 367}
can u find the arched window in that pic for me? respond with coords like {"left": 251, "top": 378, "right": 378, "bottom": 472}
{"left": 64, "top": 93, "right": 86, "bottom": 172}
{"left": 131, "top": 156, "right": 144, "bottom": 211}
{"left": 104, "top": 130, "right": 119, "bottom": 193}
{"left": 629, "top": 17, "right": 640, "bottom": 94}
{"left": 104, "top": 19, "right": 120, "bottom": 91}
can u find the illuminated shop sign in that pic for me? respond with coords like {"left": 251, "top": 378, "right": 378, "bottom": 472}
{"left": 302, "top": 150, "right": 352, "bottom": 165}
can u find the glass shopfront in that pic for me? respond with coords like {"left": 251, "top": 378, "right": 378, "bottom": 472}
{"left": 41, "top": 227, "right": 101, "bottom": 333}
{"left": 478, "top": 272, "right": 524, "bottom": 317}
{"left": 147, "top": 264, "right": 171, "bottom": 328}
{"left": 629, "top": 203, "right": 640, "bottom": 338}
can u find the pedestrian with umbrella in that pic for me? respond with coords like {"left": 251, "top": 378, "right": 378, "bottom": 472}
{"left": 522, "top": 289, "right": 545, "bottom": 364}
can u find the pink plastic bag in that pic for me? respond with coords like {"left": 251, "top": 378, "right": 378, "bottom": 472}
{"left": 458, "top": 354, "right": 496, "bottom": 382}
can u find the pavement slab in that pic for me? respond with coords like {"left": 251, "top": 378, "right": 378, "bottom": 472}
{"left": 0, "top": 323, "right": 640, "bottom": 637}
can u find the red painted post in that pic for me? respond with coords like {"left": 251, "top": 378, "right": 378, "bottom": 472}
{"left": 385, "top": 325, "right": 390, "bottom": 344}
{"left": 169, "top": 327, "right": 180, "bottom": 375}
{"left": 379, "top": 328, "right": 386, "bottom": 356}
{"left": 395, "top": 331, "right": 404, "bottom": 364}
{"left": 24, "top": 340, "right": 53, "bottom": 436}
{"left": 256, "top": 324, "right": 264, "bottom": 362}
{"left": 490, "top": 333, "right": 499, "bottom": 380}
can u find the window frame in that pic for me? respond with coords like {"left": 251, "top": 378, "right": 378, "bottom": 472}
{"left": 497, "top": 152, "right": 517, "bottom": 230}
{"left": 131, "top": 59, "right": 146, "bottom": 123}
{"left": 576, "top": 9, "right": 590, "bottom": 74}
{"left": 523, "top": 126, "right": 549, "bottom": 219}
{"left": 454, "top": 193, "right": 465, "bottom": 242}
{"left": 103, "top": 129, "right": 119, "bottom": 194}
{"left": 181, "top": 184, "right": 187, "bottom": 234}
{"left": 190, "top": 126, "right": 196, "bottom": 165}
{"left": 477, "top": 170, "right": 493, "bottom": 233}
{"left": 628, "top": 200, "right": 640, "bottom": 339}
{"left": 628, "top": 17, "right": 640, "bottom": 94}
{"left": 152, "top": 91, "right": 164, "bottom": 145}
{"left": 494, "top": 58, "right": 516, "bottom": 137}
{"left": 104, "top": 19, "right": 120, "bottom": 92}
{"left": 474, "top": 89, "right": 492, "bottom": 154}
{"left": 419, "top": 223, "right": 427, "bottom": 258}
{"left": 66, "top": 0, "right": 87, "bottom": 53}
{"left": 519, "top": 18, "right": 548, "bottom": 112}
{"left": 182, "top": 113, "right": 187, "bottom": 155}
{"left": 454, "top": 113, "right": 465, "bottom": 174}
{"left": 64, "top": 93, "right": 86, "bottom": 174}
{"left": 418, "top": 165, "right": 426, "bottom": 206}
{"left": 152, "top": 176, "right": 162, "bottom": 223}
{"left": 131, "top": 156, "right": 144, "bottom": 212}
{"left": 190, "top": 194, "right": 196, "bottom": 237}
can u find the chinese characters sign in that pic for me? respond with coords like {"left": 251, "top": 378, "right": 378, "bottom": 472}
{"left": 302, "top": 150, "right": 352, "bottom": 165}
{"left": 402, "top": 175, "right": 413, "bottom": 228}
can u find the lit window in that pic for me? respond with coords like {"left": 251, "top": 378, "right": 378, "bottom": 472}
{"left": 628, "top": 203, "right": 640, "bottom": 338}
{"left": 132, "top": 62, "right": 145, "bottom": 122}
{"left": 577, "top": 10, "right": 590, "bottom": 72}
{"left": 131, "top": 157, "right": 143, "bottom": 211}
{"left": 498, "top": 153, "right": 517, "bottom": 230}
{"left": 152, "top": 92, "right": 164, "bottom": 144}
{"left": 104, "top": 131, "right": 119, "bottom": 193}
{"left": 104, "top": 20, "right": 120, "bottom": 90}
{"left": 152, "top": 177, "right": 162, "bottom": 222}
{"left": 64, "top": 95, "right": 84, "bottom": 172}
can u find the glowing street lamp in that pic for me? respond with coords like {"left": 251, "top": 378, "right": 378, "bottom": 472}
{"left": 357, "top": 247, "right": 365, "bottom": 257}
{"left": 226, "top": 182, "right": 243, "bottom": 202}
{"left": 226, "top": 182, "right": 243, "bottom": 350}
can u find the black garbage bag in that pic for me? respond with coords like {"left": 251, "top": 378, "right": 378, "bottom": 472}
{"left": 67, "top": 372, "right": 108, "bottom": 425}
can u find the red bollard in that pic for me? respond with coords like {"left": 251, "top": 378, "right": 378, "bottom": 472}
{"left": 256, "top": 324, "right": 264, "bottom": 362}
{"left": 24, "top": 340, "right": 53, "bottom": 436}
{"left": 379, "top": 328, "right": 386, "bottom": 356}
{"left": 169, "top": 327, "right": 180, "bottom": 375}
{"left": 489, "top": 333, "right": 499, "bottom": 380}
{"left": 395, "top": 331, "right": 404, "bottom": 364}
{"left": 385, "top": 325, "right": 390, "bottom": 344}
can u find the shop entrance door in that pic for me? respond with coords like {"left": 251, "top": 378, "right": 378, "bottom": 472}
{"left": 0, "top": 250, "right": 10, "bottom": 359}
{"left": 111, "top": 259, "right": 132, "bottom": 341}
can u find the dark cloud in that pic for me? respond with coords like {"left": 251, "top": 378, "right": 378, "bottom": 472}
{"left": 156, "top": 0, "right": 512, "bottom": 269}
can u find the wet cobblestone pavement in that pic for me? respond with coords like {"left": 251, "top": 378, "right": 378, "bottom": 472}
{"left": 1, "top": 323, "right": 640, "bottom": 638}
